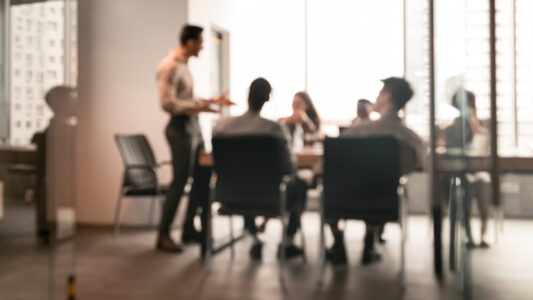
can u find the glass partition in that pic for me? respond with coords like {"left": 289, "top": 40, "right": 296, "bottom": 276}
{"left": 411, "top": 0, "right": 533, "bottom": 299}
{"left": 0, "top": 0, "right": 8, "bottom": 142}
{"left": 0, "top": 0, "right": 77, "bottom": 299}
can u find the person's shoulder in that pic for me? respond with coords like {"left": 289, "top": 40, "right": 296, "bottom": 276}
{"left": 262, "top": 117, "right": 281, "bottom": 128}
{"left": 213, "top": 115, "right": 238, "bottom": 134}
{"left": 248, "top": 116, "right": 286, "bottom": 139}
{"left": 341, "top": 120, "right": 375, "bottom": 137}
{"left": 156, "top": 52, "right": 180, "bottom": 75}
{"left": 398, "top": 124, "right": 423, "bottom": 144}
{"left": 264, "top": 118, "right": 285, "bottom": 133}
{"left": 156, "top": 58, "right": 176, "bottom": 78}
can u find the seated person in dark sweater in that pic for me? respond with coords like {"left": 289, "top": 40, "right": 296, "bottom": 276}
{"left": 327, "top": 77, "right": 425, "bottom": 265}
{"left": 213, "top": 78, "right": 308, "bottom": 260}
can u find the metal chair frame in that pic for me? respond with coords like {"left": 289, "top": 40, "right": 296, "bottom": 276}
{"left": 204, "top": 136, "right": 306, "bottom": 280}
{"left": 316, "top": 137, "right": 408, "bottom": 288}
{"left": 113, "top": 134, "right": 171, "bottom": 235}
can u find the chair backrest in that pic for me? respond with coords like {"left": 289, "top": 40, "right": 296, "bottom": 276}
{"left": 114, "top": 134, "right": 157, "bottom": 188}
{"left": 338, "top": 126, "right": 350, "bottom": 135}
{"left": 323, "top": 136, "right": 400, "bottom": 223}
{"left": 212, "top": 135, "right": 289, "bottom": 216}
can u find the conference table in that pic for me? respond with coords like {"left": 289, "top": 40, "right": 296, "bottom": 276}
{"left": 198, "top": 146, "right": 323, "bottom": 169}
{"left": 200, "top": 146, "right": 533, "bottom": 172}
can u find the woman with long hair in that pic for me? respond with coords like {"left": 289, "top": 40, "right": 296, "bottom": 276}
{"left": 257, "top": 92, "right": 321, "bottom": 233}
{"left": 280, "top": 91, "right": 321, "bottom": 137}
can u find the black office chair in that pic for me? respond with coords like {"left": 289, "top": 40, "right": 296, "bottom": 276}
{"left": 205, "top": 135, "right": 304, "bottom": 278}
{"left": 113, "top": 134, "right": 171, "bottom": 235}
{"left": 317, "top": 136, "right": 408, "bottom": 286}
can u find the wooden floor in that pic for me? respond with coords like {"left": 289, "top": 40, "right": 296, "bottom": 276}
{"left": 1, "top": 214, "right": 532, "bottom": 300}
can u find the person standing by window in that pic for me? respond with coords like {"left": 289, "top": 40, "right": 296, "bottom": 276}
{"left": 352, "top": 98, "right": 372, "bottom": 126}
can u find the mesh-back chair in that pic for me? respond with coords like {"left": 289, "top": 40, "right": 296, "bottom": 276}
{"left": 317, "top": 136, "right": 408, "bottom": 286}
{"left": 205, "top": 135, "right": 302, "bottom": 278}
{"left": 113, "top": 134, "right": 171, "bottom": 234}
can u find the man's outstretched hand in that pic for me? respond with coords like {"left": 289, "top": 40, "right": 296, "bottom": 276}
{"left": 210, "top": 91, "right": 235, "bottom": 106}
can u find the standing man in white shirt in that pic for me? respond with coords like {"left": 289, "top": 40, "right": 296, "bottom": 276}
{"left": 155, "top": 24, "right": 232, "bottom": 252}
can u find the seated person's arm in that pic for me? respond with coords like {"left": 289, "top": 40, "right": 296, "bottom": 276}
{"left": 299, "top": 111, "right": 317, "bottom": 133}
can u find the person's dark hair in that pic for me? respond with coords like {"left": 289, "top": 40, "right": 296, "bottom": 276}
{"left": 179, "top": 25, "right": 203, "bottom": 46}
{"left": 295, "top": 91, "right": 321, "bottom": 130}
{"left": 248, "top": 78, "right": 271, "bottom": 111}
{"left": 381, "top": 77, "right": 414, "bottom": 110}
{"left": 451, "top": 89, "right": 476, "bottom": 110}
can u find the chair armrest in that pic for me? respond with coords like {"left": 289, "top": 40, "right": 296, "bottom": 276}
{"left": 281, "top": 174, "right": 294, "bottom": 185}
{"left": 279, "top": 175, "right": 294, "bottom": 200}
{"left": 125, "top": 164, "right": 158, "bottom": 177}
{"left": 278, "top": 175, "right": 294, "bottom": 229}
{"left": 397, "top": 176, "right": 409, "bottom": 202}
{"left": 126, "top": 164, "right": 156, "bottom": 171}
{"left": 315, "top": 175, "right": 323, "bottom": 193}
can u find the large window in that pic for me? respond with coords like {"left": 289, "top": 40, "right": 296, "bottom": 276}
{"left": 0, "top": 1, "right": 8, "bottom": 142}
{"left": 3, "top": 0, "right": 77, "bottom": 145}
{"left": 514, "top": 0, "right": 533, "bottom": 150}
{"left": 307, "top": 0, "right": 404, "bottom": 123}
{"left": 405, "top": 0, "right": 533, "bottom": 152}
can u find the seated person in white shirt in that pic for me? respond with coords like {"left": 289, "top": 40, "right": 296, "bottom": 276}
{"left": 327, "top": 77, "right": 425, "bottom": 265}
{"left": 352, "top": 98, "right": 372, "bottom": 126}
{"left": 440, "top": 89, "right": 491, "bottom": 248}
{"left": 212, "top": 77, "right": 308, "bottom": 260}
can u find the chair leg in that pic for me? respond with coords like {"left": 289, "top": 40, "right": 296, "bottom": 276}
{"left": 449, "top": 176, "right": 458, "bottom": 272}
{"left": 398, "top": 183, "right": 407, "bottom": 289}
{"left": 113, "top": 191, "right": 125, "bottom": 236}
{"left": 499, "top": 206, "right": 504, "bottom": 233}
{"left": 279, "top": 178, "right": 289, "bottom": 281}
{"left": 300, "top": 222, "right": 307, "bottom": 263}
{"left": 494, "top": 207, "right": 499, "bottom": 244}
{"left": 205, "top": 181, "right": 215, "bottom": 274}
{"left": 148, "top": 197, "right": 156, "bottom": 227}
{"left": 457, "top": 179, "right": 467, "bottom": 291}
{"left": 494, "top": 204, "right": 504, "bottom": 244}
{"left": 280, "top": 216, "right": 287, "bottom": 280}
{"left": 458, "top": 187, "right": 472, "bottom": 299}
{"left": 401, "top": 226, "right": 406, "bottom": 288}
{"left": 318, "top": 210, "right": 326, "bottom": 284}
{"left": 229, "top": 215, "right": 235, "bottom": 259}
{"left": 317, "top": 183, "right": 325, "bottom": 284}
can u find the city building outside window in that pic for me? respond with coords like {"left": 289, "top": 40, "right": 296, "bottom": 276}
{"left": 7, "top": 1, "right": 76, "bottom": 145}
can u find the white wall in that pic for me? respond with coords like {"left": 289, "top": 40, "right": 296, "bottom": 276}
{"left": 188, "top": 0, "right": 306, "bottom": 121}
{"left": 77, "top": 0, "right": 187, "bottom": 225}
{"left": 307, "top": 0, "right": 404, "bottom": 121}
